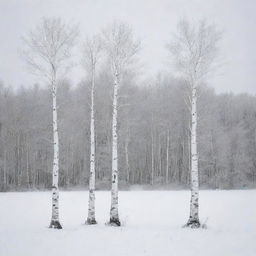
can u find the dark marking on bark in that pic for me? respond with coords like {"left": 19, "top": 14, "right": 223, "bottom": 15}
{"left": 108, "top": 217, "right": 121, "bottom": 227}
{"left": 85, "top": 218, "right": 97, "bottom": 225}
{"left": 183, "top": 218, "right": 201, "bottom": 229}
{"left": 49, "top": 220, "right": 62, "bottom": 229}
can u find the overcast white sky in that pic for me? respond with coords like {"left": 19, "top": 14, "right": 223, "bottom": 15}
{"left": 0, "top": 0, "right": 255, "bottom": 94}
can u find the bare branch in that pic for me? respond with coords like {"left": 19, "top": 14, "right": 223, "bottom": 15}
{"left": 82, "top": 34, "right": 102, "bottom": 74}
{"left": 21, "top": 17, "right": 79, "bottom": 84}
{"left": 102, "top": 21, "right": 140, "bottom": 75}
{"left": 167, "top": 19, "right": 222, "bottom": 83}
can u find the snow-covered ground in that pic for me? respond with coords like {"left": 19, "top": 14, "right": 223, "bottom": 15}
{"left": 0, "top": 190, "right": 255, "bottom": 256}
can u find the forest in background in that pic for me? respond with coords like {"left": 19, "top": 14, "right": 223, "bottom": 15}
{"left": 1, "top": 69, "right": 256, "bottom": 191}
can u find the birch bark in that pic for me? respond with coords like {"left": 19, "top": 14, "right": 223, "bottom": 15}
{"left": 86, "top": 65, "right": 97, "bottom": 224}
{"left": 166, "top": 130, "right": 169, "bottom": 184}
{"left": 3, "top": 150, "right": 7, "bottom": 190}
{"left": 151, "top": 128, "right": 154, "bottom": 186}
{"left": 26, "top": 144, "right": 30, "bottom": 189}
{"left": 186, "top": 81, "right": 200, "bottom": 228}
{"left": 109, "top": 71, "right": 121, "bottom": 226}
{"left": 159, "top": 141, "right": 162, "bottom": 177}
{"left": 125, "top": 131, "right": 130, "bottom": 184}
{"left": 49, "top": 75, "right": 62, "bottom": 229}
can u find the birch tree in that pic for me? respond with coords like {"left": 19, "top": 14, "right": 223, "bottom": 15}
{"left": 21, "top": 17, "right": 78, "bottom": 229}
{"left": 168, "top": 19, "right": 221, "bottom": 228}
{"left": 82, "top": 35, "right": 102, "bottom": 225}
{"left": 102, "top": 22, "right": 140, "bottom": 226}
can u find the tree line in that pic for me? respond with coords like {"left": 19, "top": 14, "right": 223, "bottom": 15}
{"left": 0, "top": 73, "right": 255, "bottom": 191}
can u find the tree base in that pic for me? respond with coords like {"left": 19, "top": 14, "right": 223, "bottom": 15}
{"left": 183, "top": 219, "right": 201, "bottom": 229}
{"left": 49, "top": 220, "right": 62, "bottom": 229}
{"left": 107, "top": 217, "right": 121, "bottom": 227}
{"left": 85, "top": 218, "right": 97, "bottom": 225}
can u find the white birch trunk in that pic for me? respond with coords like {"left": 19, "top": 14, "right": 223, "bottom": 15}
{"left": 86, "top": 65, "right": 97, "bottom": 224}
{"left": 166, "top": 131, "right": 169, "bottom": 184}
{"left": 3, "top": 150, "right": 7, "bottom": 190}
{"left": 186, "top": 82, "right": 200, "bottom": 228}
{"left": 49, "top": 75, "right": 62, "bottom": 229}
{"left": 151, "top": 128, "right": 154, "bottom": 186}
{"left": 26, "top": 145, "right": 30, "bottom": 188}
{"left": 109, "top": 71, "right": 121, "bottom": 226}
{"left": 188, "top": 127, "right": 191, "bottom": 185}
{"left": 159, "top": 141, "right": 161, "bottom": 177}
{"left": 125, "top": 131, "right": 130, "bottom": 184}
{"left": 17, "top": 134, "right": 21, "bottom": 187}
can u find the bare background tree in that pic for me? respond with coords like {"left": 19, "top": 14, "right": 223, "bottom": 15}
{"left": 168, "top": 19, "right": 222, "bottom": 228}
{"left": 21, "top": 17, "right": 78, "bottom": 229}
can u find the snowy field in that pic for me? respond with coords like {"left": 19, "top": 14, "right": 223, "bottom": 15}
{"left": 0, "top": 190, "right": 255, "bottom": 256}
